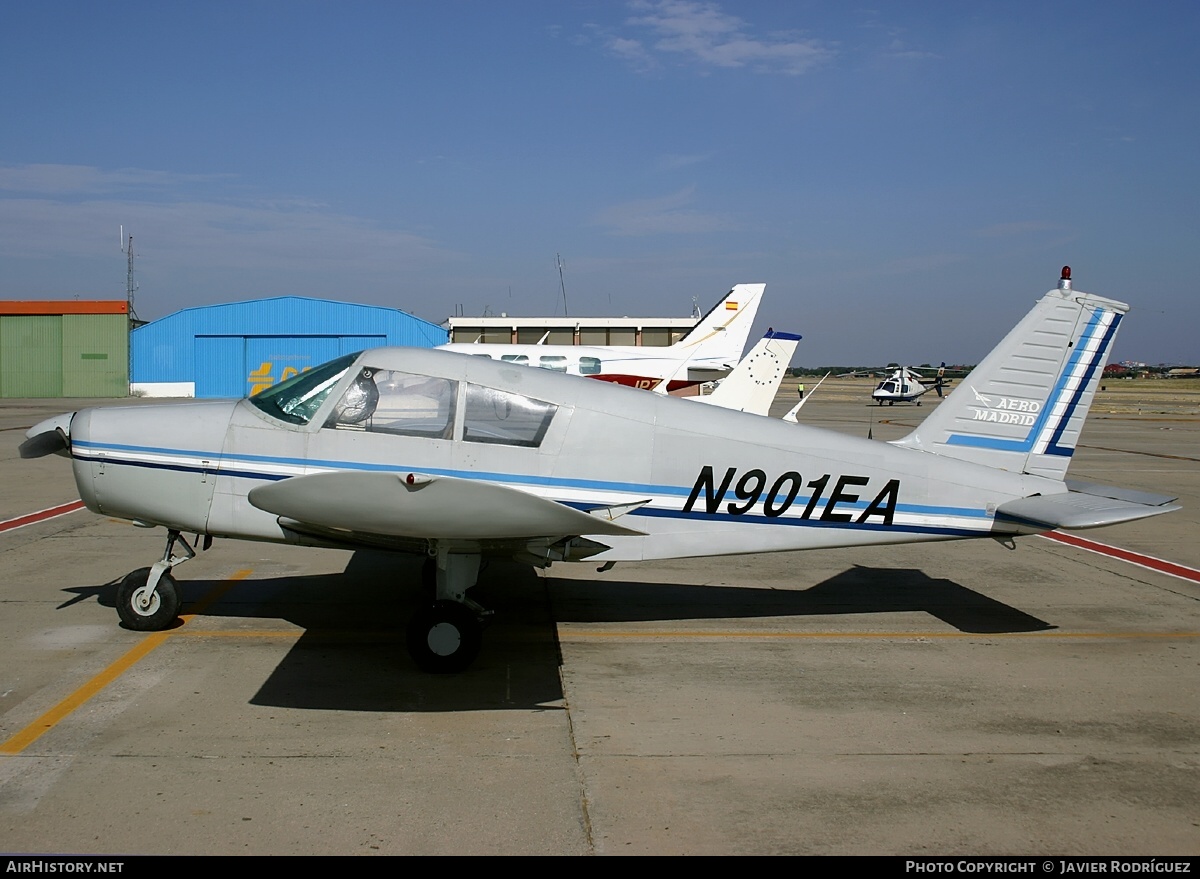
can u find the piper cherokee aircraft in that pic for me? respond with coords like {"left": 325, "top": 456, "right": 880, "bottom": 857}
{"left": 438, "top": 283, "right": 765, "bottom": 392}
{"left": 21, "top": 268, "right": 1180, "bottom": 673}
{"left": 842, "top": 365, "right": 952, "bottom": 406}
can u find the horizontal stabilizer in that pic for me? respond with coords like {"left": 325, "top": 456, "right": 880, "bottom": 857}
{"left": 1062, "top": 479, "right": 1180, "bottom": 508}
{"left": 248, "top": 470, "right": 646, "bottom": 540}
{"left": 995, "top": 486, "right": 1181, "bottom": 533}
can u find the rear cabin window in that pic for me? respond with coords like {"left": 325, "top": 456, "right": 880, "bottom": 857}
{"left": 462, "top": 384, "right": 557, "bottom": 447}
{"left": 579, "top": 356, "right": 601, "bottom": 375}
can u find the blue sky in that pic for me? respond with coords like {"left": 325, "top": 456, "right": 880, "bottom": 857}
{"left": 1, "top": 1, "right": 1197, "bottom": 365}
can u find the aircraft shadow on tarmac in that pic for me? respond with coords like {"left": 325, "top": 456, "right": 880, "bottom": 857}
{"left": 550, "top": 564, "right": 1055, "bottom": 635}
{"left": 58, "top": 551, "right": 1052, "bottom": 714}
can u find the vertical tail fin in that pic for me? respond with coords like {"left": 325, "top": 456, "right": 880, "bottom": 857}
{"left": 896, "top": 270, "right": 1127, "bottom": 480}
{"left": 695, "top": 330, "right": 801, "bottom": 415}
{"left": 670, "top": 283, "right": 766, "bottom": 367}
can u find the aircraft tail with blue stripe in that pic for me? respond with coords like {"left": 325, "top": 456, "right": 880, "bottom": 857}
{"left": 896, "top": 268, "right": 1124, "bottom": 481}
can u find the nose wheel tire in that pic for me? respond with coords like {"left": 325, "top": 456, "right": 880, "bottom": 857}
{"left": 116, "top": 567, "right": 181, "bottom": 631}
{"left": 406, "top": 600, "right": 482, "bottom": 673}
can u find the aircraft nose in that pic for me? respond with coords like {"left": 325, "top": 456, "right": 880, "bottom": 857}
{"left": 69, "top": 400, "right": 240, "bottom": 531}
{"left": 19, "top": 412, "right": 75, "bottom": 459}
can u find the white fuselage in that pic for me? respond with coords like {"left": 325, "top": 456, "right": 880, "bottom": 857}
{"left": 66, "top": 347, "right": 1056, "bottom": 565}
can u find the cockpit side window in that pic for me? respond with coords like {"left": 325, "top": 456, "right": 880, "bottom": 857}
{"left": 462, "top": 384, "right": 557, "bottom": 447}
{"left": 249, "top": 352, "right": 358, "bottom": 425}
{"left": 325, "top": 369, "right": 457, "bottom": 439}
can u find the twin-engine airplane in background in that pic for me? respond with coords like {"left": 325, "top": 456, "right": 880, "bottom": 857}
{"left": 438, "top": 283, "right": 765, "bottom": 392}
{"left": 22, "top": 269, "right": 1180, "bottom": 673}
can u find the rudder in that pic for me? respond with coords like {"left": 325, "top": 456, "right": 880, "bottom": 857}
{"left": 670, "top": 283, "right": 766, "bottom": 367}
{"left": 895, "top": 269, "right": 1127, "bottom": 480}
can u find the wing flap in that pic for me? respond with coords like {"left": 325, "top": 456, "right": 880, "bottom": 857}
{"left": 995, "top": 487, "right": 1182, "bottom": 532}
{"left": 248, "top": 470, "right": 645, "bottom": 540}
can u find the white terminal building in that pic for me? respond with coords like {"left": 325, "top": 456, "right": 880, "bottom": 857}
{"left": 444, "top": 314, "right": 698, "bottom": 347}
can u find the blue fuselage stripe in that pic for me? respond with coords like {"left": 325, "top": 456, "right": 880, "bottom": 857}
{"left": 73, "top": 442, "right": 992, "bottom": 527}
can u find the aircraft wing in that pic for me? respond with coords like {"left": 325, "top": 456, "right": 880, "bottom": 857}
{"left": 782, "top": 372, "right": 829, "bottom": 423}
{"left": 247, "top": 470, "right": 646, "bottom": 541}
{"left": 994, "top": 483, "right": 1181, "bottom": 533}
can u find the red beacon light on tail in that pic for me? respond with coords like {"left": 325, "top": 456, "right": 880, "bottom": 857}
{"left": 1059, "top": 265, "right": 1072, "bottom": 291}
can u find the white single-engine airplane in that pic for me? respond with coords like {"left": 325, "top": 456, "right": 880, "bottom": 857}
{"left": 21, "top": 268, "right": 1180, "bottom": 673}
{"left": 439, "top": 283, "right": 765, "bottom": 392}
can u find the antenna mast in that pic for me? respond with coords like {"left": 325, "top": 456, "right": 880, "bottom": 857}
{"left": 121, "top": 227, "right": 139, "bottom": 324}
{"left": 556, "top": 253, "right": 568, "bottom": 317}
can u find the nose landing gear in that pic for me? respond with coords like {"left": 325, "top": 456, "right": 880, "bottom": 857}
{"left": 115, "top": 529, "right": 206, "bottom": 631}
{"left": 116, "top": 567, "right": 181, "bottom": 630}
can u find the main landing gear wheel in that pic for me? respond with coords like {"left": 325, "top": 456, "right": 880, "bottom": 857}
{"left": 116, "top": 567, "right": 181, "bottom": 631}
{"left": 406, "top": 600, "right": 482, "bottom": 674}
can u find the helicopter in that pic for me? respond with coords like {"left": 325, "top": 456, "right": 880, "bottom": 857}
{"left": 841, "top": 364, "right": 952, "bottom": 406}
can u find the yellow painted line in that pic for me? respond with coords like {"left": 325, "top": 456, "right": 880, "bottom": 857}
{"left": 180, "top": 568, "right": 253, "bottom": 620}
{"left": 0, "top": 568, "right": 253, "bottom": 757}
{"left": 176, "top": 629, "right": 398, "bottom": 642}
{"left": 0, "top": 631, "right": 171, "bottom": 755}
{"left": 558, "top": 630, "right": 1200, "bottom": 640}
{"left": 177, "top": 629, "right": 303, "bottom": 639}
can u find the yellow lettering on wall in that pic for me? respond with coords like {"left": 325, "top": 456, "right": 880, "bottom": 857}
{"left": 248, "top": 361, "right": 275, "bottom": 395}
{"left": 248, "top": 362, "right": 313, "bottom": 395}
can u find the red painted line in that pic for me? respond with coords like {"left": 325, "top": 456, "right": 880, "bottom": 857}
{"left": 0, "top": 500, "right": 86, "bottom": 534}
{"left": 1041, "top": 530, "right": 1200, "bottom": 584}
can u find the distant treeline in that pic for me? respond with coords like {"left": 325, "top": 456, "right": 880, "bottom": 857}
{"left": 790, "top": 364, "right": 1197, "bottom": 379}
{"left": 789, "top": 365, "right": 974, "bottom": 378}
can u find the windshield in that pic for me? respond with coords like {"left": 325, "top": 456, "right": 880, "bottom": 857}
{"left": 249, "top": 352, "right": 360, "bottom": 425}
